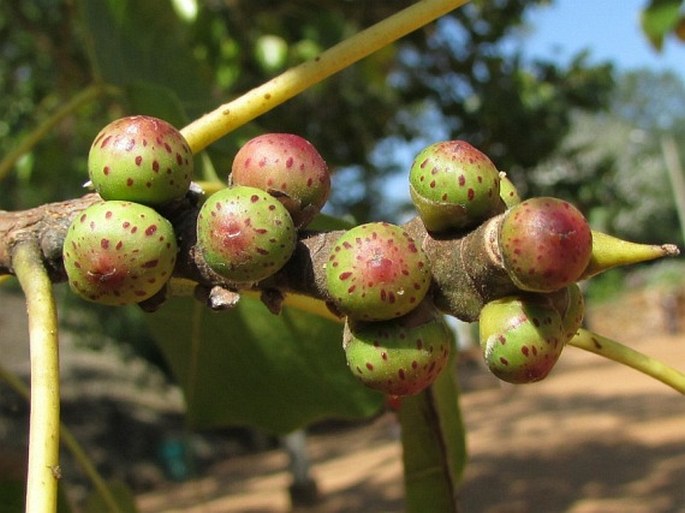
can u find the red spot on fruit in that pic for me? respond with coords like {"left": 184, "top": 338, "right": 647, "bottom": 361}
{"left": 145, "top": 225, "right": 158, "bottom": 236}
{"left": 365, "top": 255, "right": 395, "bottom": 283}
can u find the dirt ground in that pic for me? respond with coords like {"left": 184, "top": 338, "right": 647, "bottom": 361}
{"left": 135, "top": 308, "right": 685, "bottom": 513}
{"left": 2, "top": 288, "right": 685, "bottom": 513}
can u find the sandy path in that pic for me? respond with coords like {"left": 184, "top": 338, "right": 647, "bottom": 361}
{"left": 136, "top": 331, "right": 685, "bottom": 513}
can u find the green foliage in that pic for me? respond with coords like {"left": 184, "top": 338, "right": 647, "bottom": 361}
{"left": 146, "top": 295, "right": 384, "bottom": 434}
{"left": 386, "top": 1, "right": 614, "bottom": 181}
{"left": 83, "top": 481, "right": 138, "bottom": 513}
{"left": 641, "top": 0, "right": 684, "bottom": 50}
{"left": 528, "top": 69, "right": 685, "bottom": 246}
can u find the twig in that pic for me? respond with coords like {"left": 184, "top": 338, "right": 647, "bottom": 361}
{"left": 12, "top": 242, "right": 61, "bottom": 513}
{"left": 569, "top": 328, "right": 685, "bottom": 394}
{"left": 180, "top": 0, "right": 470, "bottom": 153}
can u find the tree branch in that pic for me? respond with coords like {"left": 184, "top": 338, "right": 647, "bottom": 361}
{"left": 0, "top": 192, "right": 516, "bottom": 322}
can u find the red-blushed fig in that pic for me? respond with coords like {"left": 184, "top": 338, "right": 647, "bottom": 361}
{"left": 325, "top": 222, "right": 431, "bottom": 321}
{"left": 62, "top": 200, "right": 177, "bottom": 305}
{"left": 88, "top": 115, "right": 193, "bottom": 205}
{"left": 196, "top": 185, "right": 296, "bottom": 283}
{"left": 498, "top": 197, "right": 592, "bottom": 292}
{"left": 408, "top": 140, "right": 502, "bottom": 232}
{"left": 479, "top": 294, "right": 565, "bottom": 384}
{"left": 343, "top": 301, "right": 453, "bottom": 396}
{"left": 230, "top": 133, "right": 330, "bottom": 227}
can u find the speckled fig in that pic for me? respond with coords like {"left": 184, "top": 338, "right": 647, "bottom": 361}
{"left": 196, "top": 185, "right": 297, "bottom": 283}
{"left": 88, "top": 115, "right": 193, "bottom": 205}
{"left": 479, "top": 294, "right": 565, "bottom": 384}
{"left": 230, "top": 133, "right": 330, "bottom": 227}
{"left": 409, "top": 140, "right": 502, "bottom": 232}
{"left": 343, "top": 301, "right": 453, "bottom": 396}
{"left": 325, "top": 222, "right": 431, "bottom": 321}
{"left": 62, "top": 200, "right": 178, "bottom": 306}
{"left": 499, "top": 197, "right": 592, "bottom": 292}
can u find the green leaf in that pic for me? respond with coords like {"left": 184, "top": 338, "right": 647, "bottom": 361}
{"left": 147, "top": 296, "right": 384, "bottom": 434}
{"left": 641, "top": 0, "right": 683, "bottom": 50}
{"left": 83, "top": 480, "right": 139, "bottom": 513}
{"left": 125, "top": 81, "right": 190, "bottom": 128}
{"left": 78, "top": 0, "right": 213, "bottom": 111}
{"left": 306, "top": 212, "right": 356, "bottom": 231}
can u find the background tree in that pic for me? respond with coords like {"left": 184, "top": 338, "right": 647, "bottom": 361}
{"left": 528, "top": 69, "right": 685, "bottom": 246}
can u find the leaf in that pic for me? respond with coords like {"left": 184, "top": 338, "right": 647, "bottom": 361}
{"left": 640, "top": 0, "right": 683, "bottom": 50}
{"left": 306, "top": 212, "right": 356, "bottom": 231}
{"left": 83, "top": 480, "right": 139, "bottom": 513}
{"left": 77, "top": 0, "right": 213, "bottom": 110}
{"left": 147, "top": 295, "right": 384, "bottom": 434}
{"left": 125, "top": 81, "right": 190, "bottom": 129}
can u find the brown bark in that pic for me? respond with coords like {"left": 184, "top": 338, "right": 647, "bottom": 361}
{"left": 0, "top": 193, "right": 515, "bottom": 321}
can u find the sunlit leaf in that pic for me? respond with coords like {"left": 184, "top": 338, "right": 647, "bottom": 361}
{"left": 641, "top": 0, "right": 683, "bottom": 50}
{"left": 78, "top": 0, "right": 213, "bottom": 111}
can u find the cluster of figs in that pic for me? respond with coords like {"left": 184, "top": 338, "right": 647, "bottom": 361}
{"left": 63, "top": 114, "right": 597, "bottom": 399}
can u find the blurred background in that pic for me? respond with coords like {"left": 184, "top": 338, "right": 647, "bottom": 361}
{"left": 1, "top": 1, "right": 685, "bottom": 512}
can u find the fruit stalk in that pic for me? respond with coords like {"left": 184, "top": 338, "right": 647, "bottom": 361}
{"left": 568, "top": 328, "right": 685, "bottom": 394}
{"left": 179, "top": 0, "right": 470, "bottom": 153}
{"left": 12, "top": 241, "right": 61, "bottom": 513}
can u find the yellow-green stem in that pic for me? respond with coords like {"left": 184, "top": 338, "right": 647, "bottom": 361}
{"left": 180, "top": 0, "right": 470, "bottom": 153}
{"left": 0, "top": 364, "right": 124, "bottom": 513}
{"left": 13, "top": 242, "right": 61, "bottom": 513}
{"left": 569, "top": 328, "right": 685, "bottom": 394}
{"left": 0, "top": 83, "right": 118, "bottom": 182}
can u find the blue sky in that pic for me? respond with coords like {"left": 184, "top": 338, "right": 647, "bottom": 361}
{"left": 521, "top": 0, "right": 684, "bottom": 79}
